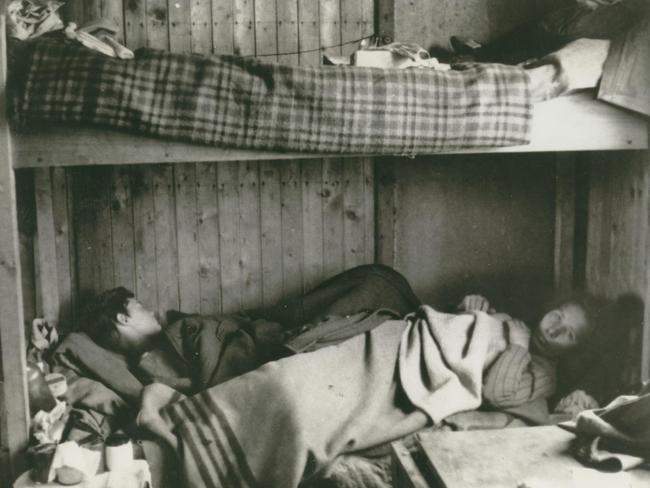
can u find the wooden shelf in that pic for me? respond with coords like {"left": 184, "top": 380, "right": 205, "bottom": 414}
{"left": 11, "top": 92, "right": 647, "bottom": 169}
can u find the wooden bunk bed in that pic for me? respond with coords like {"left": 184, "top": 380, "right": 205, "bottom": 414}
{"left": 0, "top": 12, "right": 648, "bottom": 482}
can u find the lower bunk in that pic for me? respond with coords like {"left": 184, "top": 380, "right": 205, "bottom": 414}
{"left": 21, "top": 264, "right": 636, "bottom": 487}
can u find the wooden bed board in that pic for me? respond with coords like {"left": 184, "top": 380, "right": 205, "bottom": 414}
{"left": 10, "top": 92, "right": 648, "bottom": 169}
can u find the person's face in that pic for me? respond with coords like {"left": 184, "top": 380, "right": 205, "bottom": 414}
{"left": 116, "top": 298, "right": 162, "bottom": 345}
{"left": 532, "top": 302, "right": 590, "bottom": 357}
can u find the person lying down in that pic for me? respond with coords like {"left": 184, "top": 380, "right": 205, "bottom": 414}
{"left": 69, "top": 264, "right": 605, "bottom": 487}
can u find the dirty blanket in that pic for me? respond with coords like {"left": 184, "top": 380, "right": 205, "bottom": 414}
{"left": 162, "top": 306, "right": 507, "bottom": 487}
{"left": 12, "top": 39, "right": 532, "bottom": 154}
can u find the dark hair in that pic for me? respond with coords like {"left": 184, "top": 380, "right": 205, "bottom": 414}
{"left": 83, "top": 287, "right": 134, "bottom": 348}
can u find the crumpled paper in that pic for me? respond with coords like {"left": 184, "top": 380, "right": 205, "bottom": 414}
{"left": 48, "top": 441, "right": 101, "bottom": 483}
{"left": 7, "top": 0, "right": 65, "bottom": 40}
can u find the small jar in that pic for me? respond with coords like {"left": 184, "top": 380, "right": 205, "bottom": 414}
{"left": 105, "top": 432, "right": 133, "bottom": 471}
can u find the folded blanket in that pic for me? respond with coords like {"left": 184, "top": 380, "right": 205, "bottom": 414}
{"left": 13, "top": 39, "right": 532, "bottom": 154}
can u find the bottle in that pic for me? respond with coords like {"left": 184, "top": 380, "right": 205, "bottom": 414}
{"left": 27, "top": 360, "right": 57, "bottom": 416}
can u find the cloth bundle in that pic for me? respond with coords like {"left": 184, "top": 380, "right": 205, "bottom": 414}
{"left": 573, "top": 393, "right": 650, "bottom": 471}
{"left": 12, "top": 39, "right": 532, "bottom": 155}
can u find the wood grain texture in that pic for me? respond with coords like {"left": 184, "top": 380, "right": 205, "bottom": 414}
{"left": 124, "top": 0, "right": 148, "bottom": 49}
{"left": 175, "top": 164, "right": 201, "bottom": 312}
{"left": 416, "top": 426, "right": 650, "bottom": 488}
{"left": 212, "top": 0, "right": 234, "bottom": 54}
{"left": 280, "top": 161, "right": 304, "bottom": 297}
{"left": 196, "top": 162, "right": 222, "bottom": 314}
{"left": 259, "top": 161, "right": 283, "bottom": 306}
{"left": 276, "top": 0, "right": 298, "bottom": 64}
{"left": 152, "top": 165, "right": 180, "bottom": 312}
{"left": 297, "top": 0, "right": 320, "bottom": 66}
{"left": 0, "top": 17, "right": 29, "bottom": 478}
{"left": 255, "top": 0, "right": 278, "bottom": 60}
{"left": 301, "top": 159, "right": 324, "bottom": 292}
{"left": 34, "top": 168, "right": 60, "bottom": 326}
{"left": 132, "top": 167, "right": 159, "bottom": 313}
{"left": 191, "top": 0, "right": 213, "bottom": 54}
{"left": 217, "top": 161, "right": 242, "bottom": 312}
{"left": 233, "top": 0, "right": 255, "bottom": 56}
{"left": 238, "top": 161, "right": 263, "bottom": 309}
{"left": 554, "top": 154, "right": 576, "bottom": 297}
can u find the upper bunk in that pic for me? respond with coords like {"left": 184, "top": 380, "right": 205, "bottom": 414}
{"left": 2, "top": 16, "right": 648, "bottom": 170}
{"left": 10, "top": 91, "right": 648, "bottom": 169}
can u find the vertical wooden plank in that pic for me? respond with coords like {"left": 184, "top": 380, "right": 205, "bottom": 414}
{"left": 363, "top": 157, "right": 375, "bottom": 264}
{"left": 281, "top": 161, "right": 303, "bottom": 296}
{"left": 212, "top": 0, "right": 235, "bottom": 54}
{"left": 52, "top": 168, "right": 76, "bottom": 332}
{"left": 146, "top": 0, "right": 170, "bottom": 50}
{"left": 643, "top": 147, "right": 650, "bottom": 382}
{"left": 233, "top": 0, "right": 255, "bottom": 56}
{"left": 375, "top": 158, "right": 397, "bottom": 267}
{"left": 125, "top": 0, "right": 148, "bottom": 49}
{"left": 132, "top": 167, "right": 159, "bottom": 314}
{"left": 169, "top": 0, "right": 192, "bottom": 53}
{"left": 259, "top": 161, "right": 283, "bottom": 306}
{"left": 297, "top": 0, "right": 320, "bottom": 66}
{"left": 191, "top": 0, "right": 213, "bottom": 53}
{"left": 361, "top": 0, "right": 374, "bottom": 39}
{"left": 301, "top": 159, "right": 324, "bottom": 292}
{"left": 196, "top": 163, "right": 222, "bottom": 315}
{"left": 0, "top": 17, "right": 29, "bottom": 478}
{"left": 255, "top": 0, "right": 277, "bottom": 60}
{"left": 100, "top": 0, "right": 125, "bottom": 42}
{"left": 238, "top": 162, "right": 262, "bottom": 309}
{"left": 95, "top": 168, "right": 115, "bottom": 293}
{"left": 217, "top": 162, "right": 242, "bottom": 312}
{"left": 111, "top": 167, "right": 136, "bottom": 293}
{"left": 73, "top": 169, "right": 96, "bottom": 296}
{"left": 340, "top": 0, "right": 363, "bottom": 57}
{"left": 34, "top": 168, "right": 60, "bottom": 327}
{"left": 152, "top": 165, "right": 180, "bottom": 313}
{"left": 376, "top": 0, "right": 394, "bottom": 41}
{"left": 64, "top": 0, "right": 86, "bottom": 26}
{"left": 51, "top": 168, "right": 75, "bottom": 331}
{"left": 342, "top": 157, "right": 366, "bottom": 268}
{"left": 276, "top": 0, "right": 298, "bottom": 64}
{"left": 322, "top": 158, "right": 344, "bottom": 278}
{"left": 75, "top": 168, "right": 114, "bottom": 296}
{"left": 85, "top": 0, "right": 103, "bottom": 23}
{"left": 554, "top": 154, "right": 576, "bottom": 297}
{"left": 320, "top": 0, "right": 341, "bottom": 55}
{"left": 175, "top": 164, "right": 201, "bottom": 313}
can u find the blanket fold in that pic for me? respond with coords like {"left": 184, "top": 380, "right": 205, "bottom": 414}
{"left": 13, "top": 39, "right": 532, "bottom": 154}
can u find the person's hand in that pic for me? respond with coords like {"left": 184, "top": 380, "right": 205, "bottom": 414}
{"left": 506, "top": 318, "right": 531, "bottom": 349}
{"left": 554, "top": 389, "right": 599, "bottom": 418}
{"left": 458, "top": 294, "right": 491, "bottom": 313}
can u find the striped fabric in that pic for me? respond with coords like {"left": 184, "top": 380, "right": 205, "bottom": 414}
{"left": 483, "top": 344, "right": 557, "bottom": 408}
{"left": 14, "top": 40, "right": 533, "bottom": 154}
{"left": 164, "top": 391, "right": 257, "bottom": 488}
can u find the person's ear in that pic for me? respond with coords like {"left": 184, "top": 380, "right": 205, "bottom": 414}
{"left": 116, "top": 312, "right": 129, "bottom": 326}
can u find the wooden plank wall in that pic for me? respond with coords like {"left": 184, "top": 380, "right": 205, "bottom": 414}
{"left": 376, "top": 155, "right": 557, "bottom": 324}
{"left": 583, "top": 149, "right": 650, "bottom": 387}
{"left": 14, "top": 0, "right": 376, "bottom": 329}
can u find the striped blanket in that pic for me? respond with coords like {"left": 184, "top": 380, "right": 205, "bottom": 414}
{"left": 161, "top": 307, "right": 506, "bottom": 487}
{"left": 13, "top": 40, "right": 532, "bottom": 154}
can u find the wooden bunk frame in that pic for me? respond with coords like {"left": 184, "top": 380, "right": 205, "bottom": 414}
{"left": 0, "top": 13, "right": 648, "bottom": 481}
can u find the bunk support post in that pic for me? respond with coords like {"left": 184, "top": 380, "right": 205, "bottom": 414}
{"left": 0, "top": 15, "right": 30, "bottom": 481}
{"left": 553, "top": 154, "right": 577, "bottom": 297}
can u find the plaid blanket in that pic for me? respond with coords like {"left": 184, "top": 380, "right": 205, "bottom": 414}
{"left": 14, "top": 40, "right": 532, "bottom": 154}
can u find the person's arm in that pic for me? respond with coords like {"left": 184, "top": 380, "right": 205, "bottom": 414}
{"left": 483, "top": 345, "right": 557, "bottom": 408}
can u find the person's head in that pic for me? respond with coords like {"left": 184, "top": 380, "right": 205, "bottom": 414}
{"left": 531, "top": 293, "right": 608, "bottom": 359}
{"left": 84, "top": 287, "right": 161, "bottom": 354}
